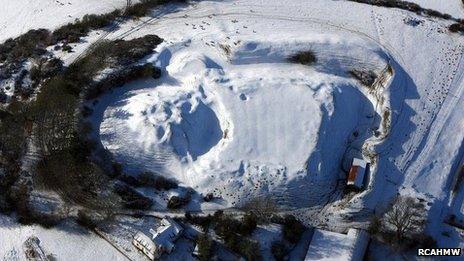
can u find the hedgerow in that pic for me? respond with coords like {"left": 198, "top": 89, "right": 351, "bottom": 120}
{"left": 349, "top": 0, "right": 457, "bottom": 21}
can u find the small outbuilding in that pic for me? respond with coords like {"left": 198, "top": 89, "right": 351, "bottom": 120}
{"left": 192, "top": 244, "right": 199, "bottom": 257}
{"left": 347, "top": 158, "right": 369, "bottom": 189}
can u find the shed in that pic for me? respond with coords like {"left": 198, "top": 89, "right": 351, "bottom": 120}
{"left": 347, "top": 158, "right": 368, "bottom": 189}
{"left": 192, "top": 244, "right": 199, "bottom": 257}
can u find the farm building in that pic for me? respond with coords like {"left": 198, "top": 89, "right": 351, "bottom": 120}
{"left": 133, "top": 231, "right": 158, "bottom": 260}
{"left": 305, "top": 228, "right": 369, "bottom": 261}
{"left": 192, "top": 244, "right": 199, "bottom": 257}
{"left": 133, "top": 217, "right": 184, "bottom": 260}
{"left": 347, "top": 158, "right": 369, "bottom": 189}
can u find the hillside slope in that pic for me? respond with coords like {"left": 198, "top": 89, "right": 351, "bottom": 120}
{"left": 0, "top": 0, "right": 134, "bottom": 43}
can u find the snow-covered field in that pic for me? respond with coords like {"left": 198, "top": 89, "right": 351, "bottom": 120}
{"left": 0, "top": 0, "right": 139, "bottom": 43}
{"left": 0, "top": 215, "right": 125, "bottom": 260}
{"left": 2, "top": 0, "right": 464, "bottom": 259}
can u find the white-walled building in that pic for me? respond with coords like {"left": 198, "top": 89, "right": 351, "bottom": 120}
{"left": 133, "top": 217, "right": 184, "bottom": 260}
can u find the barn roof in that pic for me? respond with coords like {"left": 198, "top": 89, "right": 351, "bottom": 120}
{"left": 305, "top": 229, "right": 369, "bottom": 261}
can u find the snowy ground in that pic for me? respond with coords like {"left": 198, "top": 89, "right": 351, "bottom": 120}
{"left": 2, "top": 0, "right": 464, "bottom": 259}
{"left": 0, "top": 215, "right": 125, "bottom": 260}
{"left": 96, "top": 215, "right": 162, "bottom": 260}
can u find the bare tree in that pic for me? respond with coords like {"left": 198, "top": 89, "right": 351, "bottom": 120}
{"left": 382, "top": 196, "right": 426, "bottom": 241}
{"left": 242, "top": 196, "right": 278, "bottom": 221}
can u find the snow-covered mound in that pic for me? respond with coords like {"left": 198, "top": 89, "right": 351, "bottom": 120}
{"left": 93, "top": 33, "right": 388, "bottom": 207}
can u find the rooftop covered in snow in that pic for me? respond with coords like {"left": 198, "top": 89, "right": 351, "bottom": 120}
{"left": 305, "top": 228, "right": 369, "bottom": 261}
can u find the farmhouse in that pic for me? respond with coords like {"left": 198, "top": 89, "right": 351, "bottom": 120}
{"left": 133, "top": 217, "right": 184, "bottom": 260}
{"left": 305, "top": 228, "right": 369, "bottom": 261}
{"left": 347, "top": 158, "right": 369, "bottom": 189}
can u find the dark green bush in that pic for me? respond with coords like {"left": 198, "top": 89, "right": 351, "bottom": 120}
{"left": 240, "top": 212, "right": 258, "bottom": 236}
{"left": 50, "top": 0, "right": 180, "bottom": 43}
{"left": 52, "top": 11, "right": 120, "bottom": 43}
{"left": 76, "top": 210, "right": 98, "bottom": 229}
{"left": 114, "top": 183, "right": 153, "bottom": 210}
{"left": 84, "top": 63, "right": 162, "bottom": 100}
{"left": 138, "top": 171, "right": 178, "bottom": 190}
{"left": 349, "top": 0, "right": 455, "bottom": 21}
{"left": 281, "top": 215, "right": 305, "bottom": 244}
{"left": 186, "top": 213, "right": 214, "bottom": 232}
{"left": 0, "top": 29, "right": 52, "bottom": 82}
{"left": 13, "top": 70, "right": 30, "bottom": 98}
{"left": 0, "top": 100, "right": 29, "bottom": 160}
{"left": 16, "top": 198, "right": 62, "bottom": 229}
{"left": 30, "top": 58, "right": 64, "bottom": 88}
{"left": 41, "top": 58, "right": 64, "bottom": 78}
{"left": 187, "top": 212, "right": 262, "bottom": 259}
{"left": 62, "top": 44, "right": 73, "bottom": 53}
{"left": 418, "top": 235, "right": 438, "bottom": 249}
{"left": 271, "top": 241, "right": 287, "bottom": 261}
{"left": 196, "top": 234, "right": 213, "bottom": 261}
{"left": 125, "top": 0, "right": 187, "bottom": 18}
{"left": 0, "top": 29, "right": 52, "bottom": 63}
{"left": 368, "top": 216, "right": 382, "bottom": 235}
{"left": 118, "top": 171, "right": 178, "bottom": 190}
{"left": 450, "top": 23, "right": 464, "bottom": 33}
{"left": 289, "top": 50, "right": 317, "bottom": 65}
{"left": 167, "top": 195, "right": 188, "bottom": 209}
{"left": 0, "top": 90, "right": 6, "bottom": 103}
{"left": 237, "top": 240, "right": 262, "bottom": 261}
{"left": 349, "top": 69, "right": 377, "bottom": 86}
{"left": 30, "top": 66, "right": 41, "bottom": 82}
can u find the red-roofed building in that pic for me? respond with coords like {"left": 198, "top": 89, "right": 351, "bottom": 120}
{"left": 347, "top": 158, "right": 368, "bottom": 189}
